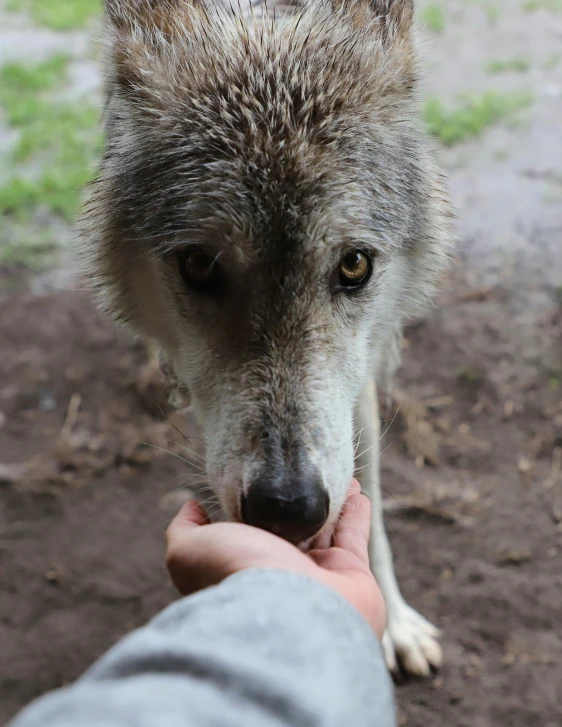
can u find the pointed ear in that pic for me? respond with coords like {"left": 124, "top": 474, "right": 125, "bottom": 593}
{"left": 104, "top": 1, "right": 196, "bottom": 105}
{"left": 105, "top": 0, "right": 194, "bottom": 37}
{"left": 333, "top": 0, "right": 414, "bottom": 40}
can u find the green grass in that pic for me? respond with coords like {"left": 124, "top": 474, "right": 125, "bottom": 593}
{"left": 1, "top": 54, "right": 69, "bottom": 94}
{"left": 485, "top": 57, "right": 530, "bottom": 74}
{"left": 421, "top": 4, "right": 446, "bottom": 32}
{"left": 522, "top": 0, "right": 562, "bottom": 10}
{"left": 0, "top": 56, "right": 101, "bottom": 266}
{"left": 7, "top": 0, "right": 101, "bottom": 30}
{"left": 0, "top": 163, "right": 98, "bottom": 222}
{"left": 483, "top": 2, "right": 499, "bottom": 21}
{"left": 424, "top": 91, "right": 533, "bottom": 146}
{"left": 12, "top": 105, "right": 99, "bottom": 163}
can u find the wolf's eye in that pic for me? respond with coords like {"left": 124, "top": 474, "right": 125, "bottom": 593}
{"left": 338, "top": 250, "right": 371, "bottom": 289}
{"left": 178, "top": 250, "right": 221, "bottom": 292}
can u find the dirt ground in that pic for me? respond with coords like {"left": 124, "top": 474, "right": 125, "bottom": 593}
{"left": 1, "top": 1, "right": 562, "bottom": 726}
{"left": 1, "top": 268, "right": 561, "bottom": 725}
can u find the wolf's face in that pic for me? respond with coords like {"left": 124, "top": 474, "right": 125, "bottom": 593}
{"left": 85, "top": 0, "right": 450, "bottom": 542}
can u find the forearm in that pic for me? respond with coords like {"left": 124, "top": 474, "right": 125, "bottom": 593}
{"left": 10, "top": 570, "right": 396, "bottom": 727}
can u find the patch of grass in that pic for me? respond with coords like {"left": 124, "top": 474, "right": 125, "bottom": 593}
{"left": 483, "top": 2, "right": 499, "bottom": 21}
{"left": 7, "top": 0, "right": 101, "bottom": 30}
{"left": 424, "top": 90, "right": 533, "bottom": 146}
{"left": 0, "top": 54, "right": 69, "bottom": 94}
{"left": 522, "top": 0, "right": 562, "bottom": 11}
{"left": 494, "top": 149, "right": 509, "bottom": 161}
{"left": 0, "top": 56, "right": 101, "bottom": 249}
{"left": 0, "top": 161, "right": 98, "bottom": 223}
{"left": 12, "top": 105, "right": 100, "bottom": 163}
{"left": 485, "top": 57, "right": 530, "bottom": 74}
{"left": 0, "top": 57, "right": 101, "bottom": 157}
{"left": 421, "top": 4, "right": 446, "bottom": 32}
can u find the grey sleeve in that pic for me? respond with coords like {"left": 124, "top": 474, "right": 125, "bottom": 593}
{"left": 9, "top": 569, "right": 396, "bottom": 727}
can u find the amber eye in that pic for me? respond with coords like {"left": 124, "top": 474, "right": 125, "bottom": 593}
{"left": 338, "top": 250, "right": 372, "bottom": 288}
{"left": 178, "top": 250, "right": 221, "bottom": 292}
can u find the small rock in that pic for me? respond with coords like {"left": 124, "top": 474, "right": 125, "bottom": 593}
{"left": 498, "top": 548, "right": 532, "bottom": 565}
{"left": 44, "top": 564, "right": 64, "bottom": 584}
{"left": 0, "top": 463, "right": 25, "bottom": 484}
{"left": 39, "top": 392, "right": 57, "bottom": 412}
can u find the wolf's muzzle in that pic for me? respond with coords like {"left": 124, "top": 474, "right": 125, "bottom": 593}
{"left": 241, "top": 470, "right": 329, "bottom": 544}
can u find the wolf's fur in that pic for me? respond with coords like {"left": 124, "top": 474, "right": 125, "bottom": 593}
{"left": 82, "top": 0, "right": 453, "bottom": 675}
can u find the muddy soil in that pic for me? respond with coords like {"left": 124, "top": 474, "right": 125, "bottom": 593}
{"left": 1, "top": 270, "right": 561, "bottom": 726}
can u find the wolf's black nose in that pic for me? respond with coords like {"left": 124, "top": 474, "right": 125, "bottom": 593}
{"left": 241, "top": 475, "right": 329, "bottom": 544}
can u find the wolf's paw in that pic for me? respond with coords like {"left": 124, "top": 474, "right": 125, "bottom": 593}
{"left": 382, "top": 603, "right": 442, "bottom": 677}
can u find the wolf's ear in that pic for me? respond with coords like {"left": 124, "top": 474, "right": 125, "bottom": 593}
{"left": 333, "top": 0, "right": 414, "bottom": 40}
{"left": 104, "top": 1, "right": 195, "bottom": 104}
{"left": 105, "top": 0, "right": 193, "bottom": 37}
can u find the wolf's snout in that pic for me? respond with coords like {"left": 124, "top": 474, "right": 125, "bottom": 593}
{"left": 241, "top": 473, "right": 329, "bottom": 545}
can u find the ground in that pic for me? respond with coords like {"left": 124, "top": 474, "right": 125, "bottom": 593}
{"left": 0, "top": 1, "right": 561, "bottom": 725}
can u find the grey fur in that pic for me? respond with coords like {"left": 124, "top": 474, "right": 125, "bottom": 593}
{"left": 80, "top": 0, "right": 453, "bottom": 674}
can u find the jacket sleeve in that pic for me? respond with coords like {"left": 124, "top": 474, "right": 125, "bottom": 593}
{"left": 9, "top": 569, "right": 396, "bottom": 727}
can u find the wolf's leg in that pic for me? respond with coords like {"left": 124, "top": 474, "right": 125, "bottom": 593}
{"left": 355, "top": 378, "right": 442, "bottom": 676}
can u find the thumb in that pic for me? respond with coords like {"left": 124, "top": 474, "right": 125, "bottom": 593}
{"left": 166, "top": 499, "right": 210, "bottom": 545}
{"left": 332, "top": 491, "right": 371, "bottom": 566}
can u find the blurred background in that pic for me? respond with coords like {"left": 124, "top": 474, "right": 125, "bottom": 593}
{"left": 0, "top": 1, "right": 561, "bottom": 724}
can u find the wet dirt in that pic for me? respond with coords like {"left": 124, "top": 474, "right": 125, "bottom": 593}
{"left": 1, "top": 271, "right": 560, "bottom": 725}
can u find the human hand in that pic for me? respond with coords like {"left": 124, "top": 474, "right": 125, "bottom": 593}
{"left": 166, "top": 481, "right": 386, "bottom": 637}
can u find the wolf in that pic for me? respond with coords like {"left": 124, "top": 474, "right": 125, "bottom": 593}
{"left": 82, "top": 0, "right": 453, "bottom": 676}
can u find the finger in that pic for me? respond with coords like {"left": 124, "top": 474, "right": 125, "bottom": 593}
{"left": 333, "top": 492, "right": 371, "bottom": 566}
{"left": 166, "top": 500, "right": 210, "bottom": 546}
{"left": 347, "top": 478, "right": 362, "bottom": 497}
{"left": 310, "top": 526, "right": 334, "bottom": 551}
{"left": 179, "top": 499, "right": 211, "bottom": 526}
{"left": 166, "top": 501, "right": 212, "bottom": 595}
